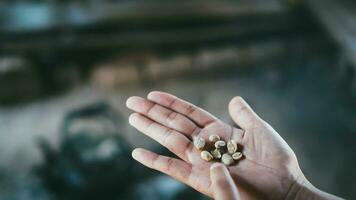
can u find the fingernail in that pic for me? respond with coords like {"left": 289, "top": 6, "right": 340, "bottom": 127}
{"left": 131, "top": 148, "right": 140, "bottom": 160}
{"left": 147, "top": 91, "right": 156, "bottom": 99}
{"left": 126, "top": 97, "right": 135, "bottom": 108}
{"left": 128, "top": 113, "right": 137, "bottom": 125}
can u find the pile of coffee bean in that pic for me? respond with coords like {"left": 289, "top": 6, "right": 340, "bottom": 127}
{"left": 193, "top": 134, "right": 243, "bottom": 166}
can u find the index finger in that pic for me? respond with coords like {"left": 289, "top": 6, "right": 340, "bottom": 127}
{"left": 147, "top": 91, "right": 217, "bottom": 127}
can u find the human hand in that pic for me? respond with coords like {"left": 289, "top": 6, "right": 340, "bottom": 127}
{"left": 127, "top": 91, "right": 341, "bottom": 200}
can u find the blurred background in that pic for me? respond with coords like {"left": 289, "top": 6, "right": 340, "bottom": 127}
{"left": 0, "top": 0, "right": 355, "bottom": 199}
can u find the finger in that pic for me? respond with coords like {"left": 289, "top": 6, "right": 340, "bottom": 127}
{"left": 133, "top": 148, "right": 213, "bottom": 198}
{"left": 129, "top": 113, "right": 195, "bottom": 162}
{"left": 228, "top": 96, "right": 261, "bottom": 129}
{"left": 210, "top": 163, "right": 240, "bottom": 200}
{"left": 147, "top": 91, "right": 217, "bottom": 127}
{"left": 126, "top": 96, "right": 199, "bottom": 137}
{"left": 132, "top": 148, "right": 192, "bottom": 184}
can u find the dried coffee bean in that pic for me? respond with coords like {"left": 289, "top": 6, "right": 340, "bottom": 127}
{"left": 194, "top": 136, "right": 206, "bottom": 150}
{"left": 232, "top": 152, "right": 243, "bottom": 160}
{"left": 201, "top": 151, "right": 213, "bottom": 161}
{"left": 211, "top": 149, "right": 222, "bottom": 159}
{"left": 221, "top": 153, "right": 234, "bottom": 166}
{"left": 214, "top": 140, "right": 226, "bottom": 149}
{"left": 208, "top": 134, "right": 220, "bottom": 143}
{"left": 227, "top": 140, "right": 238, "bottom": 154}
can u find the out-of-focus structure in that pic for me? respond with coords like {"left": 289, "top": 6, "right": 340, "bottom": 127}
{"left": 0, "top": 0, "right": 335, "bottom": 100}
{"left": 1, "top": 0, "right": 355, "bottom": 101}
{"left": 307, "top": 0, "right": 356, "bottom": 68}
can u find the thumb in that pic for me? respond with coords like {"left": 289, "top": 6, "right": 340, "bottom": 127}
{"left": 210, "top": 163, "right": 240, "bottom": 200}
{"left": 228, "top": 96, "right": 261, "bottom": 129}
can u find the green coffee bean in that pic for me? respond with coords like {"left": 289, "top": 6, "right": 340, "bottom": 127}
{"left": 208, "top": 134, "right": 220, "bottom": 143}
{"left": 194, "top": 136, "right": 206, "bottom": 150}
{"left": 221, "top": 153, "right": 234, "bottom": 166}
{"left": 214, "top": 140, "right": 226, "bottom": 149}
{"left": 227, "top": 140, "right": 237, "bottom": 154}
{"left": 211, "top": 149, "right": 222, "bottom": 159}
{"left": 201, "top": 150, "right": 213, "bottom": 161}
{"left": 232, "top": 152, "right": 243, "bottom": 160}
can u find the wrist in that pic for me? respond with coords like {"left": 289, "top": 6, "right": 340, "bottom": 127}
{"left": 285, "top": 173, "right": 314, "bottom": 200}
{"left": 285, "top": 173, "right": 343, "bottom": 200}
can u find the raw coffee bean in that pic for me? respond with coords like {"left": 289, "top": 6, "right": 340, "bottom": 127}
{"left": 208, "top": 134, "right": 220, "bottom": 143}
{"left": 232, "top": 152, "right": 243, "bottom": 160}
{"left": 221, "top": 153, "right": 234, "bottom": 166}
{"left": 194, "top": 136, "right": 206, "bottom": 150}
{"left": 201, "top": 151, "right": 213, "bottom": 161}
{"left": 211, "top": 149, "right": 222, "bottom": 159}
{"left": 214, "top": 140, "right": 226, "bottom": 149}
{"left": 227, "top": 140, "right": 238, "bottom": 154}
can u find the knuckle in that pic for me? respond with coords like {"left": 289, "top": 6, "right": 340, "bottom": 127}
{"left": 166, "top": 157, "right": 175, "bottom": 172}
{"left": 146, "top": 103, "right": 157, "bottom": 115}
{"left": 168, "top": 97, "right": 178, "bottom": 108}
{"left": 151, "top": 154, "right": 160, "bottom": 167}
{"left": 185, "top": 105, "right": 196, "bottom": 115}
{"left": 166, "top": 111, "right": 178, "bottom": 125}
{"left": 190, "top": 126, "right": 201, "bottom": 137}
{"left": 146, "top": 121, "right": 155, "bottom": 130}
{"left": 163, "top": 129, "right": 174, "bottom": 143}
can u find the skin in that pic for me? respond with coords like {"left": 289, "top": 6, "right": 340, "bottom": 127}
{"left": 127, "top": 91, "right": 342, "bottom": 200}
{"left": 210, "top": 163, "right": 241, "bottom": 200}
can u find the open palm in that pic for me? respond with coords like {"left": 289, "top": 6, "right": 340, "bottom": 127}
{"left": 126, "top": 91, "right": 304, "bottom": 200}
